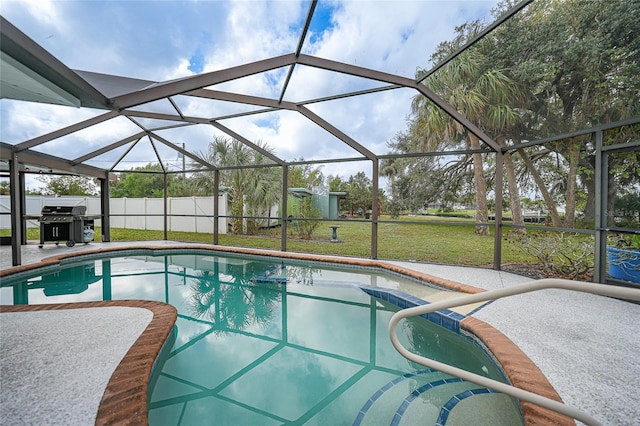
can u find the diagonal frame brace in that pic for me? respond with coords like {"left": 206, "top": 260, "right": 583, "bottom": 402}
{"left": 209, "top": 121, "right": 285, "bottom": 166}
{"left": 296, "top": 54, "right": 501, "bottom": 152}
{"left": 71, "top": 131, "right": 146, "bottom": 165}
{"left": 296, "top": 105, "right": 377, "bottom": 160}
{"left": 14, "top": 110, "right": 120, "bottom": 152}
{"left": 148, "top": 131, "right": 218, "bottom": 170}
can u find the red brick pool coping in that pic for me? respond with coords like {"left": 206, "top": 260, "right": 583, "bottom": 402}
{"left": 0, "top": 244, "right": 574, "bottom": 425}
{"left": 0, "top": 300, "right": 177, "bottom": 426}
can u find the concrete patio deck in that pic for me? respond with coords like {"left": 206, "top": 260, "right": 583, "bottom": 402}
{"left": 0, "top": 241, "right": 638, "bottom": 424}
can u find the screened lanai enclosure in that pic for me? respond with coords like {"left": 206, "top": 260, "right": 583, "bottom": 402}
{"left": 1, "top": 0, "right": 639, "bottom": 286}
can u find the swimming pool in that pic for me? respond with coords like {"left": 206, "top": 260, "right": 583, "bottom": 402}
{"left": 1, "top": 250, "right": 523, "bottom": 425}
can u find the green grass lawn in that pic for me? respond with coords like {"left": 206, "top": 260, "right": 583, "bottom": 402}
{"left": 4, "top": 215, "right": 589, "bottom": 269}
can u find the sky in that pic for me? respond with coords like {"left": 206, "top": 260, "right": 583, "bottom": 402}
{"left": 0, "top": 0, "right": 501, "bottom": 189}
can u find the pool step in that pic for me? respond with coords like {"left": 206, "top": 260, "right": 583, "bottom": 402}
{"left": 354, "top": 371, "right": 514, "bottom": 426}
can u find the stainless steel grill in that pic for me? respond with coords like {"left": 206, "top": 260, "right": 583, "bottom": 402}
{"left": 38, "top": 205, "right": 96, "bottom": 248}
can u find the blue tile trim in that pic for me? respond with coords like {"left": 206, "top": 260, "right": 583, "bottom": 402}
{"left": 352, "top": 369, "right": 434, "bottom": 426}
{"left": 466, "top": 299, "right": 495, "bottom": 316}
{"left": 360, "top": 285, "right": 464, "bottom": 333}
{"left": 436, "top": 388, "right": 498, "bottom": 425}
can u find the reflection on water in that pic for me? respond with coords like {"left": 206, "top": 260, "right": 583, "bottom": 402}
{"left": 0, "top": 251, "right": 523, "bottom": 425}
{"left": 187, "top": 261, "right": 282, "bottom": 332}
{"left": 33, "top": 263, "right": 101, "bottom": 296}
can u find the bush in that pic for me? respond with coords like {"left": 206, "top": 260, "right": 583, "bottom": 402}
{"left": 505, "top": 231, "right": 594, "bottom": 279}
{"left": 292, "top": 203, "right": 321, "bottom": 240}
{"left": 387, "top": 203, "right": 403, "bottom": 219}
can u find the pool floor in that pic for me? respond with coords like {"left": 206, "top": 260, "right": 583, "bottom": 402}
{"left": 146, "top": 281, "right": 522, "bottom": 425}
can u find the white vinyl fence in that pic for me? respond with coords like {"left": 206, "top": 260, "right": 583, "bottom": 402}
{"left": 0, "top": 195, "right": 229, "bottom": 234}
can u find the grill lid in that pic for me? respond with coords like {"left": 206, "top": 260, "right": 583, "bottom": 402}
{"left": 41, "top": 205, "right": 87, "bottom": 216}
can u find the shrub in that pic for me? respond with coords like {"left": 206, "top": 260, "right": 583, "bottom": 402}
{"left": 292, "top": 203, "right": 321, "bottom": 240}
{"left": 387, "top": 203, "right": 403, "bottom": 219}
{"left": 505, "top": 231, "right": 594, "bottom": 279}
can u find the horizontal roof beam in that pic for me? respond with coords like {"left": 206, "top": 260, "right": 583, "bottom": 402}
{"left": 0, "top": 17, "right": 109, "bottom": 109}
{"left": 111, "top": 53, "right": 297, "bottom": 109}
{"left": 1, "top": 143, "right": 107, "bottom": 179}
{"left": 297, "top": 54, "right": 417, "bottom": 87}
{"left": 121, "top": 110, "right": 211, "bottom": 125}
{"left": 186, "top": 88, "right": 293, "bottom": 110}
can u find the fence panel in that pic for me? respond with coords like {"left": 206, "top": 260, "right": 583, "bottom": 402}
{"left": 194, "top": 197, "right": 215, "bottom": 234}
{"left": 123, "top": 198, "right": 147, "bottom": 230}
{"left": 0, "top": 195, "right": 227, "bottom": 234}
{"left": 145, "top": 198, "right": 165, "bottom": 231}
{"left": 170, "top": 197, "right": 196, "bottom": 232}
{"left": 109, "top": 198, "right": 125, "bottom": 229}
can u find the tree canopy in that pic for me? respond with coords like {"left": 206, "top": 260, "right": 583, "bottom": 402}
{"left": 196, "top": 136, "right": 280, "bottom": 234}
{"left": 36, "top": 175, "right": 97, "bottom": 196}
{"left": 109, "top": 164, "right": 191, "bottom": 198}
{"left": 385, "top": 0, "right": 639, "bottom": 227}
{"left": 288, "top": 160, "right": 325, "bottom": 190}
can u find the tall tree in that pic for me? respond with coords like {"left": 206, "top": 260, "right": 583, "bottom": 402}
{"left": 489, "top": 0, "right": 640, "bottom": 224}
{"left": 385, "top": 131, "right": 466, "bottom": 214}
{"left": 380, "top": 134, "right": 410, "bottom": 203}
{"left": 110, "top": 164, "right": 162, "bottom": 198}
{"left": 516, "top": 147, "right": 563, "bottom": 226}
{"left": 197, "top": 136, "right": 280, "bottom": 234}
{"left": 243, "top": 147, "right": 281, "bottom": 233}
{"left": 288, "top": 159, "right": 324, "bottom": 190}
{"left": 327, "top": 175, "right": 348, "bottom": 192}
{"left": 412, "top": 34, "right": 528, "bottom": 234}
{"left": 346, "top": 172, "right": 373, "bottom": 215}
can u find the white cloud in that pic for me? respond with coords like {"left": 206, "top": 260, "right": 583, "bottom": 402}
{"left": 1, "top": 0, "right": 499, "bottom": 180}
{"left": 5, "top": 0, "right": 66, "bottom": 34}
{"left": 162, "top": 58, "right": 196, "bottom": 81}
{"left": 1, "top": 101, "right": 102, "bottom": 143}
{"left": 307, "top": 1, "right": 495, "bottom": 74}
{"left": 202, "top": 0, "right": 302, "bottom": 71}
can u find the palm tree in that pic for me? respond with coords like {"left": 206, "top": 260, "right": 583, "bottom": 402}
{"left": 244, "top": 149, "right": 281, "bottom": 232}
{"left": 196, "top": 136, "right": 280, "bottom": 234}
{"left": 379, "top": 157, "right": 400, "bottom": 196}
{"left": 412, "top": 47, "right": 528, "bottom": 235}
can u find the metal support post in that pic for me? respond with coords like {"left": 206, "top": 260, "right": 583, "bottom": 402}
{"left": 493, "top": 151, "right": 504, "bottom": 270}
{"left": 281, "top": 165, "right": 288, "bottom": 252}
{"left": 163, "top": 173, "right": 168, "bottom": 240}
{"left": 371, "top": 158, "right": 379, "bottom": 259}
{"left": 594, "top": 130, "right": 607, "bottom": 283}
{"left": 213, "top": 170, "right": 220, "bottom": 245}
{"left": 100, "top": 176, "right": 111, "bottom": 242}
{"left": 9, "top": 151, "right": 22, "bottom": 266}
{"left": 19, "top": 172, "right": 27, "bottom": 245}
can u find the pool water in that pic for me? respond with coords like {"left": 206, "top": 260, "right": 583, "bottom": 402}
{"left": 1, "top": 251, "right": 523, "bottom": 425}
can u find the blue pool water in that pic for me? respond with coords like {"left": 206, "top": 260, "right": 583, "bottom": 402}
{"left": 1, "top": 250, "right": 523, "bottom": 425}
